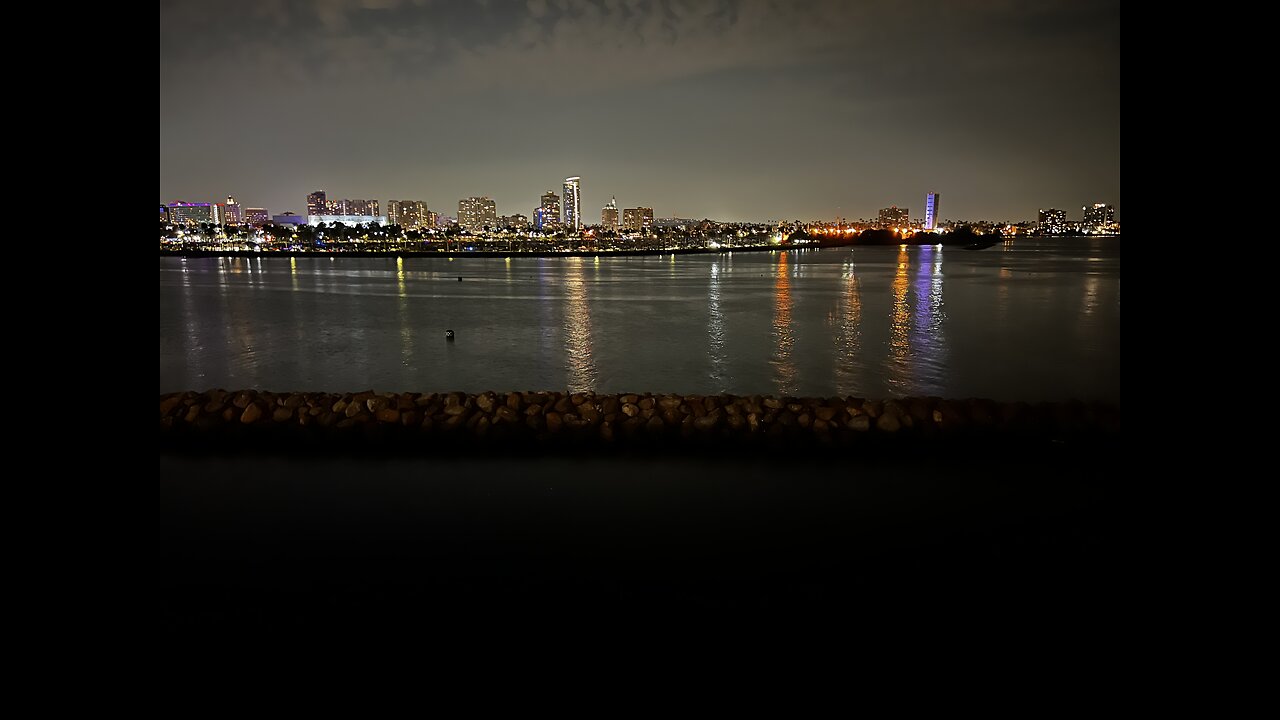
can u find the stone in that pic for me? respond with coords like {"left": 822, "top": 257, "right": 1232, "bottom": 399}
{"left": 554, "top": 397, "right": 572, "bottom": 413}
{"left": 222, "top": 407, "right": 235, "bottom": 422}
{"left": 797, "top": 413, "right": 811, "bottom": 428}
{"left": 747, "top": 413, "right": 760, "bottom": 431}
{"left": 444, "top": 404, "right": 468, "bottom": 416}
{"left": 863, "top": 401, "right": 881, "bottom": 418}
{"left": 240, "top": 403, "right": 263, "bottom": 424}
{"left": 602, "top": 397, "right": 620, "bottom": 415}
{"left": 847, "top": 415, "right": 871, "bottom": 432}
{"left": 284, "top": 394, "right": 304, "bottom": 409}
{"left": 580, "top": 405, "right": 600, "bottom": 423}
{"left": 621, "top": 394, "right": 639, "bottom": 404}
{"left": 727, "top": 415, "right": 745, "bottom": 430}
{"left": 160, "top": 396, "right": 181, "bottom": 417}
{"left": 476, "top": 393, "right": 496, "bottom": 412}
{"left": 506, "top": 393, "right": 522, "bottom": 411}
{"left": 876, "top": 413, "right": 900, "bottom": 432}
{"left": 693, "top": 415, "right": 719, "bottom": 431}
{"left": 658, "top": 396, "right": 681, "bottom": 410}
{"left": 813, "top": 418, "right": 830, "bottom": 432}
{"left": 272, "top": 407, "right": 293, "bottom": 422}
{"left": 345, "top": 402, "right": 363, "bottom": 418}
{"left": 183, "top": 405, "right": 200, "bottom": 423}
{"left": 367, "top": 396, "right": 390, "bottom": 414}
{"left": 495, "top": 406, "right": 518, "bottom": 423}
{"left": 815, "top": 406, "right": 837, "bottom": 421}
{"left": 332, "top": 399, "right": 348, "bottom": 414}
{"left": 233, "top": 391, "right": 255, "bottom": 409}
{"left": 639, "top": 397, "right": 655, "bottom": 410}
{"left": 401, "top": 410, "right": 419, "bottom": 426}
{"left": 763, "top": 397, "right": 783, "bottom": 409}
{"left": 525, "top": 403, "right": 543, "bottom": 416}
{"left": 622, "top": 403, "right": 640, "bottom": 417}
{"left": 376, "top": 408, "right": 400, "bottom": 423}
{"left": 933, "top": 410, "right": 943, "bottom": 423}
{"left": 545, "top": 412, "right": 563, "bottom": 432}
{"left": 787, "top": 402, "right": 803, "bottom": 414}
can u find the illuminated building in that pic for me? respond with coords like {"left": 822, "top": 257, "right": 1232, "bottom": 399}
{"left": 924, "top": 193, "right": 940, "bottom": 231}
{"left": 325, "top": 198, "right": 379, "bottom": 216}
{"left": 244, "top": 208, "right": 269, "bottom": 226}
{"left": 1038, "top": 208, "right": 1067, "bottom": 234}
{"left": 499, "top": 214, "right": 529, "bottom": 228}
{"left": 1082, "top": 203, "right": 1115, "bottom": 231}
{"left": 623, "top": 207, "right": 653, "bottom": 232}
{"left": 307, "top": 214, "right": 388, "bottom": 226}
{"left": 306, "top": 191, "right": 327, "bottom": 219}
{"left": 877, "top": 206, "right": 910, "bottom": 229}
{"left": 458, "top": 196, "right": 497, "bottom": 230}
{"left": 387, "top": 200, "right": 429, "bottom": 229}
{"left": 167, "top": 201, "right": 212, "bottom": 226}
{"left": 271, "top": 213, "right": 307, "bottom": 226}
{"left": 601, "top": 196, "right": 619, "bottom": 233}
{"left": 563, "top": 176, "right": 581, "bottom": 231}
{"left": 160, "top": 205, "right": 169, "bottom": 222}
{"left": 426, "top": 211, "right": 439, "bottom": 228}
{"left": 537, "top": 191, "right": 560, "bottom": 230}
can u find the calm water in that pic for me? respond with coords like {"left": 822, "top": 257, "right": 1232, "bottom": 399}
{"left": 159, "top": 238, "right": 1120, "bottom": 401}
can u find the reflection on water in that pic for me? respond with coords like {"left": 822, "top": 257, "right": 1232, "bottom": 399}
{"left": 564, "top": 258, "right": 597, "bottom": 392}
{"left": 771, "top": 252, "right": 797, "bottom": 395}
{"left": 396, "top": 257, "right": 413, "bottom": 370}
{"left": 885, "top": 246, "right": 948, "bottom": 395}
{"left": 708, "top": 260, "right": 727, "bottom": 391}
{"left": 834, "top": 260, "right": 862, "bottom": 396}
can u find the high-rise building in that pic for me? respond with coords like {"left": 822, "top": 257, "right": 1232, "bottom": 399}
{"left": 221, "top": 196, "right": 242, "bottom": 225}
{"left": 426, "top": 211, "right": 440, "bottom": 228}
{"left": 622, "top": 207, "right": 654, "bottom": 232}
{"left": 387, "top": 200, "right": 429, "bottom": 229}
{"left": 537, "top": 191, "right": 560, "bottom": 230}
{"left": 324, "top": 198, "right": 379, "bottom": 216}
{"left": 307, "top": 191, "right": 327, "bottom": 218}
{"left": 924, "top": 193, "right": 940, "bottom": 231}
{"left": 1082, "top": 203, "right": 1115, "bottom": 231}
{"left": 499, "top": 214, "right": 529, "bottom": 228}
{"left": 601, "top": 196, "right": 619, "bottom": 233}
{"left": 160, "top": 205, "right": 169, "bottom": 223}
{"left": 167, "top": 201, "right": 213, "bottom": 226}
{"left": 1038, "top": 208, "right": 1067, "bottom": 234}
{"left": 244, "top": 208, "right": 269, "bottom": 226}
{"left": 877, "top": 206, "right": 910, "bottom": 229}
{"left": 458, "top": 197, "right": 497, "bottom": 230}
{"left": 563, "top": 176, "right": 581, "bottom": 231}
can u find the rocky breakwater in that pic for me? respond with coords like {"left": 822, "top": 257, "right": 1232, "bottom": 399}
{"left": 159, "top": 389, "right": 1120, "bottom": 454}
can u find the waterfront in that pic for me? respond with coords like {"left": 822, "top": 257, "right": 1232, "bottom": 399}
{"left": 159, "top": 237, "right": 1120, "bottom": 402}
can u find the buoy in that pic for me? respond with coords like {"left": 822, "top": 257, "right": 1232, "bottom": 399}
{"left": 445, "top": 330, "right": 455, "bottom": 340}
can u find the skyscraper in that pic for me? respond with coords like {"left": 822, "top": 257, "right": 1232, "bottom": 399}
{"left": 1038, "top": 208, "right": 1067, "bottom": 234}
{"left": 223, "top": 196, "right": 242, "bottom": 225}
{"left": 458, "top": 197, "right": 497, "bottom": 230}
{"left": 924, "top": 192, "right": 940, "bottom": 231}
{"left": 877, "top": 206, "right": 910, "bottom": 229}
{"left": 244, "top": 208, "right": 269, "bottom": 226}
{"left": 601, "top": 196, "right": 619, "bottom": 233}
{"left": 563, "top": 176, "right": 581, "bottom": 231}
{"left": 387, "top": 200, "right": 429, "bottom": 229}
{"left": 306, "top": 191, "right": 327, "bottom": 218}
{"left": 537, "top": 191, "right": 560, "bottom": 231}
{"left": 1082, "top": 203, "right": 1115, "bottom": 231}
{"left": 622, "top": 207, "right": 653, "bottom": 232}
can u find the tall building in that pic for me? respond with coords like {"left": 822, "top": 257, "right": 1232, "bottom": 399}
{"left": 325, "top": 198, "right": 379, "bottom": 216}
{"left": 563, "top": 176, "right": 581, "bottom": 231}
{"left": 387, "top": 200, "right": 429, "bottom": 229}
{"left": 458, "top": 197, "right": 497, "bottom": 230}
{"left": 1038, "top": 208, "right": 1067, "bottom": 234}
{"left": 221, "top": 196, "right": 242, "bottom": 225}
{"left": 877, "top": 206, "right": 910, "bottom": 229}
{"left": 622, "top": 207, "right": 654, "bottom": 232}
{"left": 537, "top": 191, "right": 560, "bottom": 230}
{"left": 1082, "top": 203, "right": 1115, "bottom": 231}
{"left": 924, "top": 193, "right": 940, "bottom": 231}
{"left": 160, "top": 205, "right": 169, "bottom": 223}
{"left": 307, "top": 191, "right": 327, "bottom": 218}
{"left": 499, "top": 214, "right": 529, "bottom": 228}
{"left": 244, "top": 208, "right": 269, "bottom": 226}
{"left": 167, "top": 201, "right": 212, "bottom": 226}
{"left": 601, "top": 196, "right": 619, "bottom": 233}
{"left": 426, "top": 211, "right": 440, "bottom": 228}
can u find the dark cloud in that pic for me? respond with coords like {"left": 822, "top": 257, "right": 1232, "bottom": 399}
{"left": 160, "top": 0, "right": 1120, "bottom": 222}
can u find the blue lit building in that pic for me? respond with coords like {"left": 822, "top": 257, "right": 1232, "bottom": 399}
{"left": 925, "top": 192, "right": 940, "bottom": 231}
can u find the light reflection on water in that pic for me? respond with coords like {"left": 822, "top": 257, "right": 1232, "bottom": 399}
{"left": 160, "top": 238, "right": 1122, "bottom": 402}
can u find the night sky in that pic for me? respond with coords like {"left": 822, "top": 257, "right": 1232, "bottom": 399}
{"left": 160, "top": 0, "right": 1120, "bottom": 223}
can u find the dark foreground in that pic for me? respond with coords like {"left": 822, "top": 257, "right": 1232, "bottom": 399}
{"left": 160, "top": 443, "right": 1118, "bottom": 631}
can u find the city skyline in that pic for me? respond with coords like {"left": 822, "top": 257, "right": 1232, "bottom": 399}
{"left": 160, "top": 1, "right": 1120, "bottom": 223}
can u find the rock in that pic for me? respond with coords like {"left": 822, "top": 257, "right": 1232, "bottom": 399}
{"left": 524, "top": 403, "right": 543, "bottom": 416}
{"left": 183, "top": 405, "right": 200, "bottom": 423}
{"left": 272, "top": 407, "right": 293, "bottom": 422}
{"left": 727, "top": 415, "right": 745, "bottom": 430}
{"left": 284, "top": 394, "right": 305, "bottom": 409}
{"left": 658, "top": 396, "right": 681, "bottom": 410}
{"left": 787, "top": 402, "right": 803, "bottom": 414}
{"left": 476, "top": 393, "right": 496, "bottom": 412}
{"left": 345, "top": 402, "right": 363, "bottom": 418}
{"left": 160, "top": 396, "right": 181, "bottom": 417}
{"left": 332, "top": 399, "right": 348, "bottom": 414}
{"left": 646, "top": 416, "right": 665, "bottom": 434}
{"left": 367, "top": 396, "right": 390, "bottom": 413}
{"left": 545, "top": 412, "right": 563, "bottom": 432}
{"left": 222, "top": 407, "right": 235, "bottom": 422}
{"left": 863, "top": 401, "right": 881, "bottom": 418}
{"left": 505, "top": 393, "right": 522, "bottom": 411}
{"left": 376, "top": 408, "right": 400, "bottom": 423}
{"left": 621, "top": 394, "right": 639, "bottom": 404}
{"left": 554, "top": 397, "right": 572, "bottom": 413}
{"left": 622, "top": 403, "right": 640, "bottom": 417}
{"left": 815, "top": 406, "right": 837, "bottom": 421}
{"left": 233, "top": 391, "right": 254, "bottom": 409}
{"left": 495, "top": 406, "right": 518, "bottom": 423}
{"left": 933, "top": 410, "right": 943, "bottom": 423}
{"left": 396, "top": 394, "right": 416, "bottom": 410}
{"left": 847, "top": 415, "right": 871, "bottom": 432}
{"left": 580, "top": 405, "right": 600, "bottom": 423}
{"left": 400, "top": 410, "right": 419, "bottom": 426}
{"left": 797, "top": 413, "right": 811, "bottom": 428}
{"left": 693, "top": 415, "right": 719, "bottom": 431}
{"left": 876, "top": 413, "right": 900, "bottom": 432}
{"left": 661, "top": 408, "right": 680, "bottom": 425}
{"left": 444, "top": 404, "right": 468, "bottom": 416}
{"left": 813, "top": 418, "right": 830, "bottom": 432}
{"left": 240, "top": 403, "right": 263, "bottom": 424}
{"left": 747, "top": 413, "right": 760, "bottom": 431}
{"left": 763, "top": 397, "right": 783, "bottom": 409}
{"left": 602, "top": 397, "right": 620, "bottom": 415}
{"left": 600, "top": 422, "right": 614, "bottom": 442}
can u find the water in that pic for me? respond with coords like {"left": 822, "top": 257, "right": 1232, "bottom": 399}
{"left": 159, "top": 238, "right": 1120, "bottom": 401}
